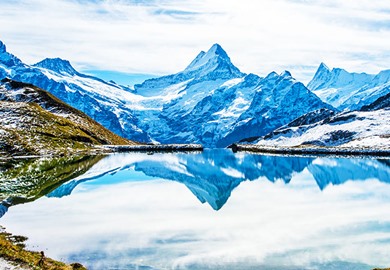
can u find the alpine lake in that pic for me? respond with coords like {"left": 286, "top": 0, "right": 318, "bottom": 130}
{"left": 0, "top": 149, "right": 390, "bottom": 270}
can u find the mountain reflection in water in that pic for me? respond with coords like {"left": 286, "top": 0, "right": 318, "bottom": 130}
{"left": 1, "top": 149, "right": 390, "bottom": 270}
{"left": 48, "top": 149, "right": 390, "bottom": 210}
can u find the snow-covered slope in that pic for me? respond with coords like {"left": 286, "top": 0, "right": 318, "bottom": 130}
{"left": 254, "top": 93, "right": 390, "bottom": 149}
{"left": 307, "top": 63, "right": 390, "bottom": 110}
{"left": 0, "top": 41, "right": 151, "bottom": 143}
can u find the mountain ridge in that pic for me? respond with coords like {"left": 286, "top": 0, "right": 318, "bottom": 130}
{"left": 33, "top": 58, "right": 78, "bottom": 76}
{"left": 307, "top": 63, "right": 390, "bottom": 110}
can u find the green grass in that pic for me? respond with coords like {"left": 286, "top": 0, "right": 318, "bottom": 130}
{"left": 0, "top": 101, "right": 132, "bottom": 156}
{"left": 1, "top": 79, "right": 140, "bottom": 157}
{"left": 0, "top": 227, "right": 86, "bottom": 269}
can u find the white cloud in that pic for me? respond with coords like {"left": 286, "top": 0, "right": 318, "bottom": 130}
{"left": 1, "top": 0, "right": 390, "bottom": 82}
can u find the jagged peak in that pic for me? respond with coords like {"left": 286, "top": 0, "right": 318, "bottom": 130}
{"left": 184, "top": 43, "right": 233, "bottom": 72}
{"left": 313, "top": 62, "right": 331, "bottom": 77}
{"left": 318, "top": 62, "right": 330, "bottom": 71}
{"left": 280, "top": 70, "right": 292, "bottom": 78}
{"left": 307, "top": 62, "right": 332, "bottom": 90}
{"left": 0, "top": 40, "right": 6, "bottom": 53}
{"left": 0, "top": 40, "right": 23, "bottom": 67}
{"left": 264, "top": 71, "right": 278, "bottom": 80}
{"left": 208, "top": 43, "right": 229, "bottom": 59}
{"left": 185, "top": 51, "right": 206, "bottom": 70}
{"left": 33, "top": 57, "right": 78, "bottom": 76}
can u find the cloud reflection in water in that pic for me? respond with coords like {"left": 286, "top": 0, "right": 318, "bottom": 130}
{"left": 1, "top": 149, "right": 390, "bottom": 269}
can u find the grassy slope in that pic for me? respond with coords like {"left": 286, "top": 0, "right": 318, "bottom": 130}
{"left": 0, "top": 79, "right": 138, "bottom": 156}
{"left": 0, "top": 227, "right": 86, "bottom": 269}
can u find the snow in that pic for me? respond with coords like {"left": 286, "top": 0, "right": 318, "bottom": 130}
{"left": 0, "top": 258, "right": 27, "bottom": 270}
{"left": 0, "top": 63, "right": 13, "bottom": 76}
{"left": 213, "top": 96, "right": 249, "bottom": 118}
{"left": 308, "top": 63, "right": 390, "bottom": 110}
{"left": 184, "top": 43, "right": 227, "bottom": 72}
{"left": 256, "top": 109, "right": 390, "bottom": 149}
{"left": 220, "top": 78, "right": 244, "bottom": 88}
{"left": 220, "top": 167, "right": 244, "bottom": 178}
{"left": 342, "top": 135, "right": 390, "bottom": 148}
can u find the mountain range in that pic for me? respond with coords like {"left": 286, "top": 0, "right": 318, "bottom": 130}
{"left": 252, "top": 64, "right": 390, "bottom": 148}
{"left": 0, "top": 40, "right": 389, "bottom": 149}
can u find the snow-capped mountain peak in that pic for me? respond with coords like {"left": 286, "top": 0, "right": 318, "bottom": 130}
{"left": 33, "top": 58, "right": 78, "bottom": 76}
{"left": 307, "top": 62, "right": 331, "bottom": 90}
{"left": 318, "top": 62, "right": 330, "bottom": 72}
{"left": 184, "top": 43, "right": 239, "bottom": 74}
{"left": 308, "top": 63, "right": 373, "bottom": 92}
{"left": 135, "top": 43, "right": 245, "bottom": 97}
{"left": 208, "top": 43, "right": 229, "bottom": 59}
{"left": 307, "top": 63, "right": 390, "bottom": 110}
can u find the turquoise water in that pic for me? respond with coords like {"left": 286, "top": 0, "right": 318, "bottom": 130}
{"left": 1, "top": 149, "right": 390, "bottom": 269}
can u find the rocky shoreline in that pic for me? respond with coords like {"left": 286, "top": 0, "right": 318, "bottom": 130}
{"left": 230, "top": 144, "right": 390, "bottom": 157}
{"left": 100, "top": 143, "right": 204, "bottom": 152}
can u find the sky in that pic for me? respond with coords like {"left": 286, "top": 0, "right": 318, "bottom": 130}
{"left": 1, "top": 0, "right": 390, "bottom": 84}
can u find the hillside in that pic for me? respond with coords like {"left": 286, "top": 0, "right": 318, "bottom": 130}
{"left": 0, "top": 78, "right": 136, "bottom": 156}
{"left": 250, "top": 92, "right": 390, "bottom": 150}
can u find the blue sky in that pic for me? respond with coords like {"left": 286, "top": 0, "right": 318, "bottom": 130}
{"left": 1, "top": 0, "right": 390, "bottom": 84}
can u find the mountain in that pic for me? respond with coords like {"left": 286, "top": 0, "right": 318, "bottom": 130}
{"left": 253, "top": 92, "right": 390, "bottom": 149}
{"left": 0, "top": 40, "right": 151, "bottom": 143}
{"left": 307, "top": 63, "right": 390, "bottom": 110}
{"left": 134, "top": 43, "right": 244, "bottom": 97}
{"left": 0, "top": 78, "right": 135, "bottom": 156}
{"left": 34, "top": 58, "right": 78, "bottom": 76}
{"left": 0, "top": 40, "right": 333, "bottom": 147}
{"left": 216, "top": 71, "right": 334, "bottom": 146}
{"left": 133, "top": 45, "right": 332, "bottom": 147}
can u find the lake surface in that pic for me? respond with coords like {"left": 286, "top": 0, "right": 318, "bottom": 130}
{"left": 1, "top": 149, "right": 390, "bottom": 269}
